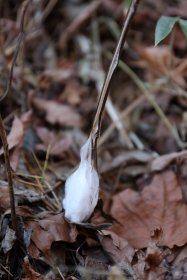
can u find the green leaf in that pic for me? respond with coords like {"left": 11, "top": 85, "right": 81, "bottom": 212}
{"left": 179, "top": 18, "right": 187, "bottom": 38}
{"left": 103, "top": 17, "right": 120, "bottom": 40}
{"left": 124, "top": 0, "right": 132, "bottom": 10}
{"left": 155, "top": 16, "right": 178, "bottom": 46}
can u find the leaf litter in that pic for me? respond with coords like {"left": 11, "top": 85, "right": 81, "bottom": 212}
{"left": 1, "top": 0, "right": 187, "bottom": 279}
{"left": 110, "top": 170, "right": 187, "bottom": 249}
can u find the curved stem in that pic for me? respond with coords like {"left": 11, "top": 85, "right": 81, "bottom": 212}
{"left": 89, "top": 0, "right": 140, "bottom": 167}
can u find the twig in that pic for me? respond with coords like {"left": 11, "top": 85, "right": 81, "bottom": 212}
{"left": 106, "top": 97, "right": 134, "bottom": 148}
{"left": 99, "top": 95, "right": 145, "bottom": 146}
{"left": 59, "top": 0, "right": 102, "bottom": 46}
{"left": 41, "top": 0, "right": 58, "bottom": 21}
{"left": 91, "top": 19, "right": 133, "bottom": 148}
{"left": 0, "top": 0, "right": 30, "bottom": 235}
{"left": 89, "top": 0, "right": 140, "bottom": 167}
{"left": 0, "top": 264, "right": 13, "bottom": 277}
{"left": 0, "top": 0, "right": 29, "bottom": 102}
{"left": 0, "top": 115, "right": 17, "bottom": 233}
{"left": 56, "top": 266, "right": 65, "bottom": 280}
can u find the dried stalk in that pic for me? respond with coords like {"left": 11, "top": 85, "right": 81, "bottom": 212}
{"left": 0, "top": 0, "right": 30, "bottom": 235}
{"left": 0, "top": 0, "right": 29, "bottom": 102}
{"left": 91, "top": 19, "right": 134, "bottom": 148}
{"left": 89, "top": 0, "right": 140, "bottom": 167}
{"left": 0, "top": 116, "right": 17, "bottom": 233}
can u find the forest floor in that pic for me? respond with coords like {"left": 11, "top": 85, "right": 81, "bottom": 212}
{"left": 1, "top": 0, "right": 187, "bottom": 279}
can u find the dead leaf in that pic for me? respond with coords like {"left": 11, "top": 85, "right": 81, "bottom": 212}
{"left": 101, "top": 150, "right": 158, "bottom": 173}
{"left": 145, "top": 228, "right": 164, "bottom": 270}
{"left": 26, "top": 213, "right": 78, "bottom": 255}
{"left": 0, "top": 111, "right": 32, "bottom": 169}
{"left": 60, "top": 80, "right": 85, "bottom": 105}
{"left": 150, "top": 150, "right": 187, "bottom": 172}
{"left": 132, "top": 229, "right": 167, "bottom": 279}
{"left": 133, "top": 250, "right": 166, "bottom": 280}
{"left": 82, "top": 248, "right": 110, "bottom": 280}
{"left": 177, "top": 157, "right": 187, "bottom": 203}
{"left": 152, "top": 121, "right": 177, "bottom": 154}
{"left": 98, "top": 230, "right": 134, "bottom": 265}
{"left": 35, "top": 127, "right": 71, "bottom": 157}
{"left": 0, "top": 184, "right": 10, "bottom": 209}
{"left": 1, "top": 226, "right": 16, "bottom": 254}
{"left": 31, "top": 97, "right": 82, "bottom": 127}
{"left": 138, "top": 46, "right": 187, "bottom": 87}
{"left": 39, "top": 67, "right": 74, "bottom": 88}
{"left": 110, "top": 170, "right": 187, "bottom": 249}
{"left": 0, "top": 116, "right": 23, "bottom": 155}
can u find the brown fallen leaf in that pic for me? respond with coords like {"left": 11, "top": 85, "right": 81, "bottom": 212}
{"left": 25, "top": 213, "right": 78, "bottom": 255}
{"left": 60, "top": 79, "right": 85, "bottom": 106}
{"left": 82, "top": 248, "right": 110, "bottom": 280}
{"left": 0, "top": 116, "right": 23, "bottom": 155}
{"left": 98, "top": 230, "right": 134, "bottom": 266}
{"left": 133, "top": 249, "right": 166, "bottom": 280}
{"left": 152, "top": 121, "right": 177, "bottom": 154}
{"left": 31, "top": 97, "right": 82, "bottom": 127}
{"left": 132, "top": 229, "right": 168, "bottom": 279}
{"left": 35, "top": 127, "right": 71, "bottom": 157}
{"left": 150, "top": 150, "right": 187, "bottom": 172}
{"left": 110, "top": 170, "right": 187, "bottom": 249}
{"left": 138, "top": 46, "right": 173, "bottom": 76}
{"left": 0, "top": 112, "right": 32, "bottom": 170}
{"left": 39, "top": 67, "right": 74, "bottom": 88}
{"left": 177, "top": 157, "right": 187, "bottom": 204}
{"left": 0, "top": 184, "right": 10, "bottom": 209}
{"left": 143, "top": 228, "right": 166, "bottom": 279}
{"left": 101, "top": 150, "right": 157, "bottom": 173}
{"left": 137, "top": 46, "right": 187, "bottom": 88}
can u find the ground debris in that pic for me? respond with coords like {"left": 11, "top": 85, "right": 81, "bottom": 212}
{"left": 1, "top": 0, "right": 187, "bottom": 279}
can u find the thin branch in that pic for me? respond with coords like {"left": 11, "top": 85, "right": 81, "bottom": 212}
{"left": 99, "top": 95, "right": 145, "bottom": 147}
{"left": 0, "top": 0, "right": 29, "bottom": 103}
{"left": 91, "top": 19, "right": 134, "bottom": 148}
{"left": 0, "top": 115, "right": 17, "bottom": 233}
{"left": 89, "top": 0, "right": 140, "bottom": 167}
{"left": 0, "top": 0, "right": 30, "bottom": 236}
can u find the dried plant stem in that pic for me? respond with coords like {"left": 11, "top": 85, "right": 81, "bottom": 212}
{"left": 0, "top": 0, "right": 30, "bottom": 235}
{"left": 99, "top": 95, "right": 145, "bottom": 147}
{"left": 41, "top": 0, "right": 58, "bottom": 21}
{"left": 0, "top": 264, "right": 13, "bottom": 277}
{"left": 91, "top": 19, "right": 133, "bottom": 148}
{"left": 0, "top": 0, "right": 29, "bottom": 102}
{"left": 0, "top": 115, "right": 17, "bottom": 233}
{"left": 89, "top": 0, "right": 140, "bottom": 166}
